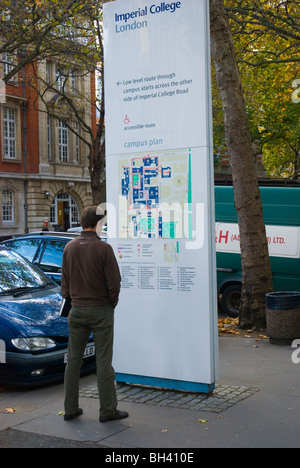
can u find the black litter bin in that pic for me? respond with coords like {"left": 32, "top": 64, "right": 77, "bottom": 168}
{"left": 266, "top": 292, "right": 300, "bottom": 345}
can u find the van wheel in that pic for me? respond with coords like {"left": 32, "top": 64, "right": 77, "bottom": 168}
{"left": 220, "top": 284, "right": 242, "bottom": 318}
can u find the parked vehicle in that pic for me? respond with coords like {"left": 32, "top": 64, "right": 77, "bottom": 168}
{"left": 0, "top": 246, "right": 96, "bottom": 386}
{"left": 68, "top": 225, "right": 107, "bottom": 236}
{"left": 215, "top": 184, "right": 300, "bottom": 317}
{"left": 1, "top": 230, "right": 107, "bottom": 285}
{"left": 1, "top": 232, "right": 79, "bottom": 285}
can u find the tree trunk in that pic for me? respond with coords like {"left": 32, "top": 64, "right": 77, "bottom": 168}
{"left": 210, "top": 0, "right": 273, "bottom": 329}
{"left": 90, "top": 24, "right": 106, "bottom": 207}
{"left": 293, "top": 149, "right": 300, "bottom": 180}
{"left": 90, "top": 125, "right": 105, "bottom": 206}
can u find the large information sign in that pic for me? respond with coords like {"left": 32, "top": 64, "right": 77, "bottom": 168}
{"left": 103, "top": 0, "right": 218, "bottom": 393}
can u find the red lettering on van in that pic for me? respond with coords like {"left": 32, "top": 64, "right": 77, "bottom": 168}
{"left": 218, "top": 230, "right": 229, "bottom": 244}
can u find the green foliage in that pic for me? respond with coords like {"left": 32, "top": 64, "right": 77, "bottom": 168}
{"left": 212, "top": 0, "right": 300, "bottom": 178}
{"left": 0, "top": 0, "right": 299, "bottom": 180}
{"left": 0, "top": 0, "right": 102, "bottom": 82}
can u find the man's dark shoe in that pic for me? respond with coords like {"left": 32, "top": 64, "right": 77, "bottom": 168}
{"left": 100, "top": 410, "right": 129, "bottom": 423}
{"left": 64, "top": 408, "right": 83, "bottom": 421}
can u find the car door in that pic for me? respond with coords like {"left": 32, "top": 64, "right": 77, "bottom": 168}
{"left": 38, "top": 239, "right": 70, "bottom": 285}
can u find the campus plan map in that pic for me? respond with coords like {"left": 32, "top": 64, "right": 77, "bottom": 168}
{"left": 118, "top": 148, "right": 191, "bottom": 240}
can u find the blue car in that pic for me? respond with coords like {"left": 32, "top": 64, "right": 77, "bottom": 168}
{"left": 0, "top": 246, "right": 95, "bottom": 387}
{"left": 1, "top": 232, "right": 79, "bottom": 285}
{"left": 1, "top": 230, "right": 107, "bottom": 285}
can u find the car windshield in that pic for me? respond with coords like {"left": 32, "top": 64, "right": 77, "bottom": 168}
{"left": 0, "top": 249, "right": 51, "bottom": 294}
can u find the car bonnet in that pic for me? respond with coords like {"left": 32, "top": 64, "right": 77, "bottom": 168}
{"left": 0, "top": 291, "right": 69, "bottom": 339}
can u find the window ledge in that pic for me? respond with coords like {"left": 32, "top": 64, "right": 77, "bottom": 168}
{"left": 2, "top": 158, "right": 22, "bottom": 164}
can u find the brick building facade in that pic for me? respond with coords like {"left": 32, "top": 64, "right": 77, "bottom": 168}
{"left": 0, "top": 57, "right": 96, "bottom": 236}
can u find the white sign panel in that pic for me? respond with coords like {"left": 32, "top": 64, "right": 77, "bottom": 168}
{"left": 216, "top": 223, "right": 300, "bottom": 258}
{"left": 104, "top": 0, "right": 218, "bottom": 393}
{"left": 104, "top": 0, "right": 211, "bottom": 154}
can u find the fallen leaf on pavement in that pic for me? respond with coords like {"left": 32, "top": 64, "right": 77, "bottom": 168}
{"left": 5, "top": 408, "right": 16, "bottom": 413}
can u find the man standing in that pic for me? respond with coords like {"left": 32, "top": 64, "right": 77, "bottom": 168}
{"left": 61, "top": 206, "right": 128, "bottom": 423}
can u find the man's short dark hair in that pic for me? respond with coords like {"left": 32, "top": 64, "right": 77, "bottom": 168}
{"left": 81, "top": 206, "right": 104, "bottom": 229}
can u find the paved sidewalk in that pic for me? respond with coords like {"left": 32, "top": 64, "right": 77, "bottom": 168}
{"left": 0, "top": 336, "right": 299, "bottom": 448}
{"left": 80, "top": 382, "right": 260, "bottom": 414}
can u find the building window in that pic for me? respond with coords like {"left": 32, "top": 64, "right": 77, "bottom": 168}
{"left": 47, "top": 115, "right": 52, "bottom": 161}
{"left": 59, "top": 119, "right": 69, "bottom": 162}
{"left": 3, "top": 108, "right": 16, "bottom": 159}
{"left": 55, "top": 66, "right": 66, "bottom": 92}
{"left": 46, "top": 61, "right": 52, "bottom": 85}
{"left": 2, "top": 189, "right": 14, "bottom": 223}
{"left": 2, "top": 53, "right": 14, "bottom": 79}
{"left": 71, "top": 70, "right": 77, "bottom": 92}
{"left": 75, "top": 122, "right": 80, "bottom": 162}
{"left": 71, "top": 202, "right": 79, "bottom": 226}
{"left": 50, "top": 203, "right": 55, "bottom": 225}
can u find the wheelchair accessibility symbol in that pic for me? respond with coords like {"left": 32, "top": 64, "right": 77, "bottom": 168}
{"left": 124, "top": 115, "right": 131, "bottom": 125}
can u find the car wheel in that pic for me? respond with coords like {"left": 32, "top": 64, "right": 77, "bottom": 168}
{"left": 220, "top": 284, "right": 242, "bottom": 318}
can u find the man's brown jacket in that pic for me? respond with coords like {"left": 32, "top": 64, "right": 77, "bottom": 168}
{"left": 61, "top": 231, "right": 121, "bottom": 308}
